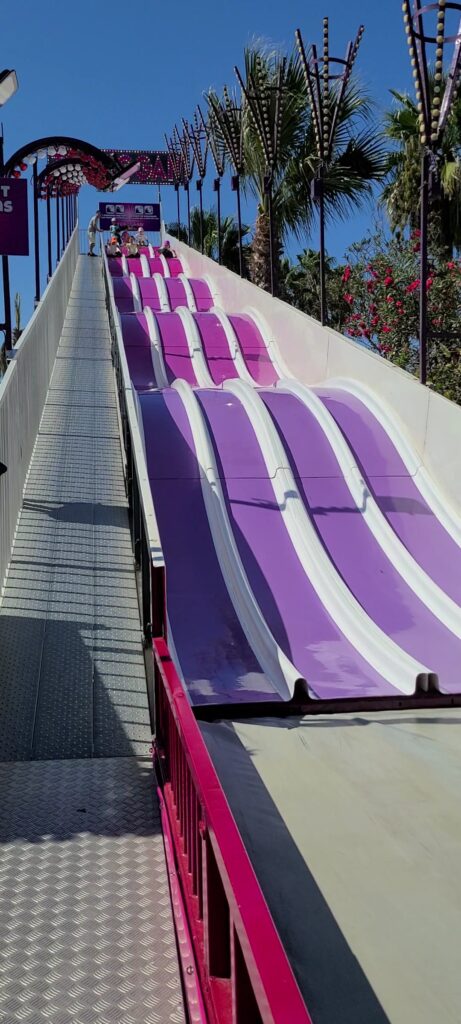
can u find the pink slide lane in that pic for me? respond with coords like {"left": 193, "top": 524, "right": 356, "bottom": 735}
{"left": 228, "top": 315, "right": 278, "bottom": 384}
{"left": 154, "top": 312, "right": 197, "bottom": 385}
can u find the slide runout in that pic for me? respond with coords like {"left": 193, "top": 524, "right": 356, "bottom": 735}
{"left": 227, "top": 314, "right": 278, "bottom": 384}
{"left": 138, "top": 388, "right": 286, "bottom": 705}
{"left": 153, "top": 311, "right": 198, "bottom": 386}
{"left": 316, "top": 386, "right": 461, "bottom": 608}
{"left": 125, "top": 256, "right": 145, "bottom": 277}
{"left": 147, "top": 256, "right": 168, "bottom": 277}
{"left": 197, "top": 386, "right": 411, "bottom": 701}
{"left": 261, "top": 387, "right": 461, "bottom": 692}
{"left": 119, "top": 313, "right": 158, "bottom": 390}
{"left": 187, "top": 278, "right": 214, "bottom": 311}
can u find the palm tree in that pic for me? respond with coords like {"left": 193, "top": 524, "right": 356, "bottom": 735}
{"left": 383, "top": 86, "right": 461, "bottom": 252}
{"left": 184, "top": 206, "right": 251, "bottom": 272}
{"left": 209, "top": 44, "right": 386, "bottom": 293}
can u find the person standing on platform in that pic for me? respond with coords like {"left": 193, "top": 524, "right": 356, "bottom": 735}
{"left": 87, "top": 211, "right": 101, "bottom": 256}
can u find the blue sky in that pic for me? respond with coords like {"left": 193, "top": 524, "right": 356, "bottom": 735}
{"left": 2, "top": 0, "right": 413, "bottom": 324}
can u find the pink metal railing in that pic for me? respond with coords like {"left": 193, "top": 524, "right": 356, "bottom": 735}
{"left": 153, "top": 637, "right": 313, "bottom": 1024}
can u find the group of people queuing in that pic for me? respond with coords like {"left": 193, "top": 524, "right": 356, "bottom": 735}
{"left": 87, "top": 211, "right": 177, "bottom": 260}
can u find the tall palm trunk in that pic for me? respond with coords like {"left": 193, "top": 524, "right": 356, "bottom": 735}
{"left": 250, "top": 209, "right": 280, "bottom": 291}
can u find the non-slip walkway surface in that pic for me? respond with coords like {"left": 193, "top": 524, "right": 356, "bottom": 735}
{"left": 0, "top": 256, "right": 185, "bottom": 1022}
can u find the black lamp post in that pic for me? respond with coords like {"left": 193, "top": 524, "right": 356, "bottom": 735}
{"left": 401, "top": 0, "right": 461, "bottom": 385}
{"left": 184, "top": 110, "right": 208, "bottom": 254}
{"left": 207, "top": 87, "right": 245, "bottom": 277}
{"left": 199, "top": 106, "right": 225, "bottom": 264}
{"left": 234, "top": 59, "right": 287, "bottom": 297}
{"left": 174, "top": 125, "right": 194, "bottom": 245}
{"left": 296, "top": 19, "right": 364, "bottom": 325}
{"left": 0, "top": 70, "right": 18, "bottom": 355}
{"left": 165, "top": 134, "right": 183, "bottom": 237}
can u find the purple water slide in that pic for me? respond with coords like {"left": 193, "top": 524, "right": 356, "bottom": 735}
{"left": 188, "top": 279, "right": 213, "bottom": 311}
{"left": 262, "top": 390, "right": 461, "bottom": 692}
{"left": 197, "top": 389, "right": 398, "bottom": 700}
{"left": 165, "top": 278, "right": 188, "bottom": 310}
{"left": 126, "top": 257, "right": 144, "bottom": 277}
{"left": 316, "top": 388, "right": 461, "bottom": 607}
{"left": 139, "top": 389, "right": 275, "bottom": 705}
{"left": 148, "top": 257, "right": 166, "bottom": 276}
{"left": 166, "top": 257, "right": 183, "bottom": 277}
{"left": 120, "top": 313, "right": 157, "bottom": 390}
{"left": 228, "top": 315, "right": 278, "bottom": 385}
{"left": 154, "top": 312, "right": 197, "bottom": 385}
{"left": 137, "top": 278, "right": 162, "bottom": 312}
{"left": 108, "top": 257, "right": 124, "bottom": 277}
{"left": 194, "top": 314, "right": 238, "bottom": 385}
{"left": 112, "top": 276, "right": 135, "bottom": 314}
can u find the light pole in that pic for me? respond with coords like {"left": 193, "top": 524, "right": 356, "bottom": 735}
{"left": 206, "top": 87, "right": 245, "bottom": 276}
{"left": 296, "top": 19, "right": 364, "bottom": 325}
{"left": 174, "top": 124, "right": 194, "bottom": 244}
{"left": 184, "top": 111, "right": 208, "bottom": 254}
{"left": 200, "top": 106, "right": 225, "bottom": 264}
{"left": 165, "top": 134, "right": 183, "bottom": 237}
{"left": 234, "top": 58, "right": 287, "bottom": 297}
{"left": 401, "top": 0, "right": 461, "bottom": 385}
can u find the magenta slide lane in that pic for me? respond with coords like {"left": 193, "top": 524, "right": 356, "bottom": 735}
{"left": 194, "top": 313, "right": 239, "bottom": 385}
{"left": 196, "top": 389, "right": 398, "bottom": 700}
{"left": 228, "top": 315, "right": 278, "bottom": 385}
{"left": 316, "top": 387, "right": 461, "bottom": 607}
{"left": 154, "top": 312, "right": 197, "bottom": 385}
{"left": 119, "top": 313, "right": 157, "bottom": 390}
{"left": 188, "top": 279, "right": 214, "bottom": 311}
{"left": 138, "top": 278, "right": 162, "bottom": 311}
{"left": 138, "top": 389, "right": 277, "bottom": 705}
{"left": 262, "top": 389, "right": 461, "bottom": 692}
{"left": 112, "top": 276, "right": 135, "bottom": 313}
{"left": 165, "top": 278, "right": 188, "bottom": 310}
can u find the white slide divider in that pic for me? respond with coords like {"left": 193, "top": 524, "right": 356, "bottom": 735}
{"left": 172, "top": 378, "right": 302, "bottom": 700}
{"left": 210, "top": 308, "right": 255, "bottom": 384}
{"left": 121, "top": 255, "right": 129, "bottom": 276}
{"left": 175, "top": 306, "right": 215, "bottom": 387}
{"left": 279, "top": 380, "right": 461, "bottom": 638}
{"left": 324, "top": 377, "right": 461, "bottom": 550}
{"left": 144, "top": 307, "right": 170, "bottom": 388}
{"left": 153, "top": 273, "right": 170, "bottom": 312}
{"left": 224, "top": 379, "right": 432, "bottom": 694}
{"left": 159, "top": 254, "right": 171, "bottom": 277}
{"left": 129, "top": 273, "right": 142, "bottom": 312}
{"left": 140, "top": 254, "right": 150, "bottom": 277}
{"left": 178, "top": 273, "right": 197, "bottom": 311}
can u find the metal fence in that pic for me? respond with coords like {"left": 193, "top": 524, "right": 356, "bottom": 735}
{"left": 0, "top": 227, "right": 79, "bottom": 593}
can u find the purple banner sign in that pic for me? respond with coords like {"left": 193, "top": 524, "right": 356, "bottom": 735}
{"left": 99, "top": 201, "right": 160, "bottom": 232}
{"left": 0, "top": 178, "right": 29, "bottom": 256}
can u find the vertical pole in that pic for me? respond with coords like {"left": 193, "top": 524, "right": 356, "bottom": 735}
{"left": 175, "top": 183, "right": 180, "bottom": 236}
{"left": 33, "top": 162, "right": 40, "bottom": 306}
{"left": 185, "top": 182, "right": 191, "bottom": 244}
{"left": 56, "top": 194, "right": 60, "bottom": 263}
{"left": 0, "top": 134, "right": 12, "bottom": 353}
{"left": 234, "top": 175, "right": 243, "bottom": 277}
{"left": 214, "top": 177, "right": 222, "bottom": 264}
{"left": 198, "top": 180, "right": 204, "bottom": 253}
{"left": 419, "top": 149, "right": 429, "bottom": 386}
{"left": 61, "top": 196, "right": 65, "bottom": 248}
{"left": 46, "top": 189, "right": 52, "bottom": 280}
{"left": 318, "top": 170, "right": 326, "bottom": 326}
{"left": 265, "top": 172, "right": 275, "bottom": 297}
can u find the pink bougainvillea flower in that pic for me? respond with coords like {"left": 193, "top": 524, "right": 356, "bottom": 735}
{"left": 384, "top": 275, "right": 394, "bottom": 287}
{"left": 446, "top": 261, "right": 456, "bottom": 270}
{"left": 343, "top": 292, "right": 354, "bottom": 305}
{"left": 406, "top": 279, "right": 420, "bottom": 293}
{"left": 381, "top": 324, "right": 391, "bottom": 333}
{"left": 342, "top": 265, "right": 352, "bottom": 283}
{"left": 426, "top": 277, "right": 433, "bottom": 290}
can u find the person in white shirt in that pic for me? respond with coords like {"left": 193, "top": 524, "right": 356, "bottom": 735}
{"left": 135, "top": 226, "right": 148, "bottom": 248}
{"left": 87, "top": 212, "right": 101, "bottom": 256}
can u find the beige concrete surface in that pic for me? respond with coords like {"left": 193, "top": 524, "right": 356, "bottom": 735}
{"left": 202, "top": 710, "right": 461, "bottom": 1024}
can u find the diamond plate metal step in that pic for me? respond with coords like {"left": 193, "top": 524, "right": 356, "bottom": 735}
{"left": 0, "top": 256, "right": 185, "bottom": 1022}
